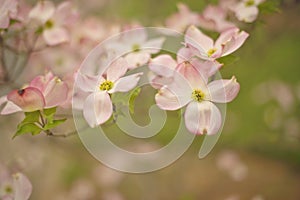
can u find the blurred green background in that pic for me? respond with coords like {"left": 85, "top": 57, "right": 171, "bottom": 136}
{"left": 1, "top": 0, "right": 300, "bottom": 199}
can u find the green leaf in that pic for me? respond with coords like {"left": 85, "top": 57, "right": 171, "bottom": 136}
{"left": 43, "top": 107, "right": 57, "bottom": 116}
{"left": 217, "top": 54, "right": 239, "bottom": 67}
{"left": 13, "top": 123, "right": 43, "bottom": 138}
{"left": 258, "top": 1, "right": 280, "bottom": 14}
{"left": 17, "top": 111, "right": 40, "bottom": 129}
{"left": 129, "top": 87, "right": 141, "bottom": 114}
{"left": 43, "top": 107, "right": 57, "bottom": 124}
{"left": 44, "top": 118, "right": 67, "bottom": 130}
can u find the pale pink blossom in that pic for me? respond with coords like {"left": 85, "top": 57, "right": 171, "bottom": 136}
{"left": 0, "top": 0, "right": 18, "bottom": 29}
{"left": 0, "top": 164, "right": 32, "bottom": 200}
{"left": 148, "top": 47, "right": 222, "bottom": 88}
{"left": 77, "top": 58, "right": 143, "bottom": 127}
{"left": 105, "top": 28, "right": 165, "bottom": 69}
{"left": 155, "top": 63, "right": 240, "bottom": 135}
{"left": 198, "top": 5, "right": 236, "bottom": 32}
{"left": 231, "top": 0, "right": 265, "bottom": 23}
{"left": 165, "top": 3, "right": 200, "bottom": 33}
{"left": 1, "top": 72, "right": 68, "bottom": 115}
{"left": 185, "top": 25, "right": 249, "bottom": 61}
{"left": 29, "top": 1, "right": 78, "bottom": 46}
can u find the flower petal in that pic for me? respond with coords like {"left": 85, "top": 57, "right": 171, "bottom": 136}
{"left": 207, "top": 76, "right": 240, "bottom": 103}
{"left": 13, "top": 173, "right": 32, "bottom": 200}
{"left": 149, "top": 54, "right": 177, "bottom": 77}
{"left": 83, "top": 92, "right": 113, "bottom": 127}
{"left": 76, "top": 73, "right": 100, "bottom": 92}
{"left": 43, "top": 27, "right": 69, "bottom": 46}
{"left": 110, "top": 73, "right": 143, "bottom": 93}
{"left": 155, "top": 85, "right": 191, "bottom": 110}
{"left": 177, "top": 47, "right": 194, "bottom": 63}
{"left": 1, "top": 101, "right": 22, "bottom": 115}
{"left": 176, "top": 61, "right": 207, "bottom": 89}
{"left": 106, "top": 57, "right": 128, "bottom": 82}
{"left": 125, "top": 52, "right": 150, "bottom": 69}
{"left": 7, "top": 87, "right": 45, "bottom": 112}
{"left": 142, "top": 37, "right": 165, "bottom": 54}
{"left": 184, "top": 101, "right": 222, "bottom": 135}
{"left": 29, "top": 1, "right": 55, "bottom": 24}
{"left": 222, "top": 30, "right": 249, "bottom": 57}
{"left": 30, "top": 71, "right": 54, "bottom": 92}
{"left": 43, "top": 77, "right": 69, "bottom": 107}
{"left": 185, "top": 25, "right": 214, "bottom": 55}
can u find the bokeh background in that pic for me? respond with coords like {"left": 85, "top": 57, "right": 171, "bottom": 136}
{"left": 1, "top": 0, "right": 300, "bottom": 199}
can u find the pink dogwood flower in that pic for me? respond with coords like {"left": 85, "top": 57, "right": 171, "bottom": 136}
{"left": 1, "top": 72, "right": 68, "bottom": 115}
{"left": 148, "top": 47, "right": 222, "bottom": 89}
{"left": 105, "top": 28, "right": 165, "bottom": 69}
{"left": 155, "top": 63, "right": 240, "bottom": 135}
{"left": 0, "top": 164, "right": 32, "bottom": 200}
{"left": 165, "top": 3, "right": 200, "bottom": 33}
{"left": 185, "top": 25, "right": 249, "bottom": 61}
{"left": 28, "top": 1, "right": 78, "bottom": 46}
{"left": 0, "top": 0, "right": 18, "bottom": 29}
{"left": 77, "top": 58, "right": 143, "bottom": 127}
{"left": 231, "top": 0, "right": 265, "bottom": 23}
{"left": 198, "top": 5, "right": 236, "bottom": 32}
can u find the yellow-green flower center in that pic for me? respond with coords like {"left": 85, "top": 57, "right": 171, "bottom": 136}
{"left": 4, "top": 185, "right": 13, "bottom": 194}
{"left": 245, "top": 0, "right": 255, "bottom": 6}
{"left": 192, "top": 89, "right": 205, "bottom": 102}
{"left": 45, "top": 20, "right": 54, "bottom": 29}
{"left": 99, "top": 80, "right": 114, "bottom": 91}
{"left": 207, "top": 48, "right": 217, "bottom": 57}
{"left": 132, "top": 44, "right": 140, "bottom": 52}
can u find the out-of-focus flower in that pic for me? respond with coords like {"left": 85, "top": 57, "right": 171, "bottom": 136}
{"left": 77, "top": 58, "right": 143, "bottom": 127}
{"left": 105, "top": 28, "right": 165, "bottom": 68}
{"left": 231, "top": 0, "right": 265, "bottom": 23}
{"left": 165, "top": 3, "right": 200, "bottom": 33}
{"left": 0, "top": 0, "right": 18, "bottom": 29}
{"left": 216, "top": 150, "right": 248, "bottom": 181}
{"left": 155, "top": 61, "right": 240, "bottom": 135}
{"left": 1, "top": 71, "right": 68, "bottom": 115}
{"left": 185, "top": 25, "right": 249, "bottom": 61}
{"left": 28, "top": 1, "right": 78, "bottom": 46}
{"left": 93, "top": 165, "right": 124, "bottom": 188}
{"left": 0, "top": 164, "right": 32, "bottom": 200}
{"left": 198, "top": 5, "right": 236, "bottom": 32}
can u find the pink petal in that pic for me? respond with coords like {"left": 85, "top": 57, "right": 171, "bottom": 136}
{"left": 149, "top": 55, "right": 177, "bottom": 77}
{"left": 176, "top": 61, "right": 207, "bottom": 89}
{"left": 191, "top": 59, "right": 222, "bottom": 82}
{"left": 106, "top": 57, "right": 128, "bottom": 82}
{"left": 177, "top": 47, "right": 194, "bottom": 63}
{"left": 76, "top": 73, "right": 99, "bottom": 92}
{"left": 215, "top": 27, "right": 239, "bottom": 48}
{"left": 28, "top": 1, "right": 55, "bottom": 24}
{"left": 43, "top": 78, "right": 69, "bottom": 107}
{"left": 207, "top": 76, "right": 240, "bottom": 103}
{"left": 235, "top": 5, "right": 259, "bottom": 23}
{"left": 125, "top": 52, "right": 150, "bottom": 69}
{"left": 43, "top": 27, "right": 69, "bottom": 46}
{"left": 7, "top": 87, "right": 45, "bottom": 112}
{"left": 185, "top": 25, "right": 214, "bottom": 55}
{"left": 184, "top": 101, "right": 222, "bottom": 135}
{"left": 109, "top": 73, "right": 143, "bottom": 93}
{"left": 155, "top": 86, "right": 189, "bottom": 110}
{"left": 155, "top": 74, "right": 192, "bottom": 110}
{"left": 83, "top": 92, "right": 113, "bottom": 127}
{"left": 222, "top": 30, "right": 249, "bottom": 57}
{"left": 142, "top": 37, "right": 165, "bottom": 54}
{"left": 149, "top": 74, "right": 174, "bottom": 89}
{"left": 54, "top": 1, "right": 78, "bottom": 26}
{"left": 1, "top": 101, "right": 22, "bottom": 115}
{"left": 30, "top": 72, "right": 54, "bottom": 92}
{"left": 13, "top": 173, "right": 32, "bottom": 200}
